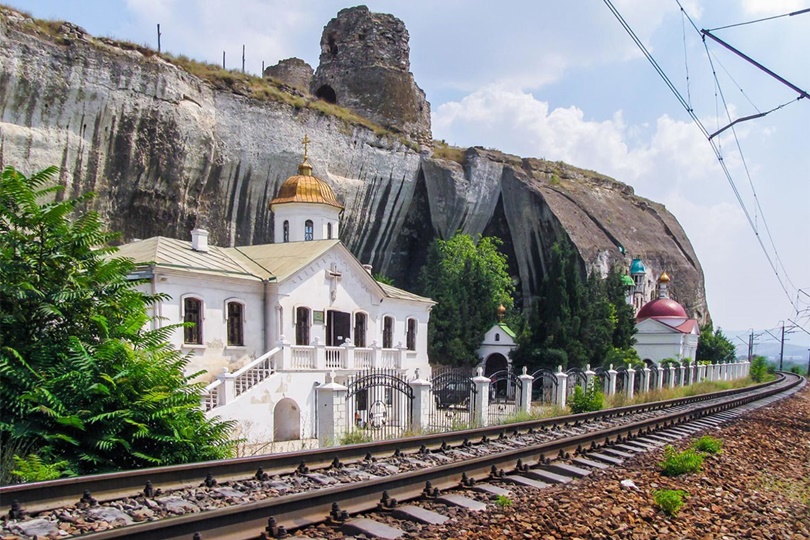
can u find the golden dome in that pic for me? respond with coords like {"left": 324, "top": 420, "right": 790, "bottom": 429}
{"left": 659, "top": 271, "right": 671, "bottom": 283}
{"left": 270, "top": 159, "right": 344, "bottom": 210}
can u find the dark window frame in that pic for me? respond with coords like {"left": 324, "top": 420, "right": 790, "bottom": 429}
{"left": 304, "top": 220, "right": 314, "bottom": 241}
{"left": 183, "top": 297, "right": 203, "bottom": 345}
{"left": 382, "top": 316, "right": 394, "bottom": 349}
{"left": 226, "top": 301, "right": 245, "bottom": 347}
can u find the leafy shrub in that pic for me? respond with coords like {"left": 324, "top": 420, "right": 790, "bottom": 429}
{"left": 750, "top": 356, "right": 768, "bottom": 382}
{"left": 653, "top": 489, "right": 688, "bottom": 516}
{"left": 659, "top": 445, "right": 703, "bottom": 476}
{"left": 569, "top": 380, "right": 604, "bottom": 414}
{"left": 692, "top": 435, "right": 723, "bottom": 455}
{"left": 11, "top": 454, "right": 74, "bottom": 483}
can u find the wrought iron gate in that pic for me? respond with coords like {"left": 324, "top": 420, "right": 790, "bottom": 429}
{"left": 566, "top": 367, "right": 588, "bottom": 400}
{"left": 530, "top": 368, "right": 558, "bottom": 405}
{"left": 345, "top": 369, "right": 413, "bottom": 441}
{"left": 427, "top": 367, "right": 475, "bottom": 431}
{"left": 488, "top": 369, "right": 521, "bottom": 424}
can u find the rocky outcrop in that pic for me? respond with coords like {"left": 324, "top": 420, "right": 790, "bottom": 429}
{"left": 311, "top": 6, "right": 431, "bottom": 144}
{"left": 263, "top": 58, "right": 313, "bottom": 93}
{"left": 0, "top": 7, "right": 708, "bottom": 322}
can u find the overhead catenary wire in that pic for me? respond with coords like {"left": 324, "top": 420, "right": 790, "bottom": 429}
{"left": 707, "top": 7, "right": 810, "bottom": 32}
{"left": 602, "top": 0, "right": 799, "bottom": 313}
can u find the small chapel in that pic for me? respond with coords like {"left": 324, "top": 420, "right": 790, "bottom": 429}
{"left": 116, "top": 137, "right": 434, "bottom": 443}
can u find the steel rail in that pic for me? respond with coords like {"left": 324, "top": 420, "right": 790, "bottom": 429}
{"left": 69, "top": 372, "right": 803, "bottom": 540}
{"left": 0, "top": 375, "right": 785, "bottom": 515}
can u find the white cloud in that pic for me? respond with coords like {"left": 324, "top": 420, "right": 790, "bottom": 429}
{"left": 742, "top": 0, "right": 810, "bottom": 16}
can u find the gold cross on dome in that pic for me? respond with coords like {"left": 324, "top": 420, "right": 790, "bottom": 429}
{"left": 302, "top": 134, "right": 311, "bottom": 159}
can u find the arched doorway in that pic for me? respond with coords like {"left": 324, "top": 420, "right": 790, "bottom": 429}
{"left": 484, "top": 353, "right": 509, "bottom": 398}
{"left": 315, "top": 84, "right": 337, "bottom": 104}
{"left": 273, "top": 398, "right": 300, "bottom": 442}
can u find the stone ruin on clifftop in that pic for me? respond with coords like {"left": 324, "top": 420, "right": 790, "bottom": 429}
{"left": 264, "top": 5, "right": 432, "bottom": 144}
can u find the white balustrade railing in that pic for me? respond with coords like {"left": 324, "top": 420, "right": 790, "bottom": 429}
{"left": 201, "top": 380, "right": 221, "bottom": 412}
{"left": 355, "top": 348, "right": 373, "bottom": 369}
{"left": 291, "top": 346, "right": 316, "bottom": 369}
{"left": 380, "top": 348, "right": 397, "bottom": 368}
{"left": 325, "top": 347, "right": 344, "bottom": 369}
{"left": 234, "top": 347, "right": 280, "bottom": 396}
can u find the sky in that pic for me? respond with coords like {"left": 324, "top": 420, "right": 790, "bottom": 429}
{"left": 10, "top": 0, "right": 810, "bottom": 347}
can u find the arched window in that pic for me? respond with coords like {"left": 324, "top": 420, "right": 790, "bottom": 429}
{"left": 354, "top": 312, "right": 367, "bottom": 348}
{"left": 406, "top": 318, "right": 416, "bottom": 351}
{"left": 495, "top": 333, "right": 500, "bottom": 342}
{"left": 304, "top": 220, "right": 314, "bottom": 241}
{"left": 383, "top": 316, "right": 394, "bottom": 349}
{"left": 295, "top": 307, "right": 310, "bottom": 345}
{"left": 327, "top": 222, "right": 333, "bottom": 239}
{"left": 226, "top": 301, "right": 244, "bottom": 346}
{"left": 283, "top": 220, "right": 290, "bottom": 242}
{"left": 183, "top": 297, "right": 203, "bottom": 345}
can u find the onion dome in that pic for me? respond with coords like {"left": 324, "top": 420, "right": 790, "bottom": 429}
{"left": 497, "top": 304, "right": 507, "bottom": 320}
{"left": 621, "top": 274, "right": 635, "bottom": 287}
{"left": 630, "top": 258, "right": 646, "bottom": 275}
{"left": 658, "top": 271, "right": 670, "bottom": 283}
{"left": 636, "top": 298, "right": 687, "bottom": 320}
{"left": 270, "top": 135, "right": 343, "bottom": 210}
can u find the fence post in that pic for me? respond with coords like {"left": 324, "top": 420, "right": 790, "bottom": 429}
{"left": 217, "top": 367, "right": 236, "bottom": 405}
{"left": 316, "top": 373, "right": 348, "bottom": 446}
{"left": 277, "top": 336, "right": 290, "bottom": 371}
{"left": 683, "top": 361, "right": 691, "bottom": 385}
{"left": 642, "top": 366, "right": 651, "bottom": 393}
{"left": 679, "top": 364, "right": 686, "bottom": 387}
{"left": 518, "top": 367, "right": 534, "bottom": 413}
{"left": 553, "top": 366, "right": 568, "bottom": 408}
{"left": 343, "top": 339, "right": 355, "bottom": 370}
{"left": 625, "top": 366, "right": 635, "bottom": 399}
{"left": 743, "top": 360, "right": 750, "bottom": 378}
{"left": 667, "top": 365, "right": 676, "bottom": 388}
{"left": 584, "top": 364, "right": 595, "bottom": 389}
{"left": 655, "top": 366, "right": 664, "bottom": 389}
{"left": 471, "top": 367, "right": 490, "bottom": 427}
{"left": 607, "top": 364, "right": 617, "bottom": 396}
{"left": 409, "top": 370, "right": 431, "bottom": 433}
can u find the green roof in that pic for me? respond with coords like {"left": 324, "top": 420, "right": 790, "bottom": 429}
{"left": 621, "top": 274, "right": 636, "bottom": 287}
{"left": 498, "top": 323, "right": 517, "bottom": 339}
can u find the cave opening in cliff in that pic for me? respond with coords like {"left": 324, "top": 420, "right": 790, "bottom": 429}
{"left": 315, "top": 85, "right": 337, "bottom": 104}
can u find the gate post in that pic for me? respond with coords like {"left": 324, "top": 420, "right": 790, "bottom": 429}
{"left": 217, "top": 367, "right": 236, "bottom": 405}
{"left": 625, "top": 366, "right": 635, "bottom": 399}
{"left": 409, "top": 373, "right": 431, "bottom": 433}
{"left": 680, "top": 364, "right": 686, "bottom": 387}
{"left": 471, "top": 367, "right": 490, "bottom": 427}
{"left": 607, "top": 364, "right": 617, "bottom": 396}
{"left": 642, "top": 367, "right": 651, "bottom": 393}
{"left": 656, "top": 366, "right": 664, "bottom": 390}
{"left": 668, "top": 365, "right": 677, "bottom": 388}
{"left": 518, "top": 367, "right": 534, "bottom": 413}
{"left": 555, "top": 366, "right": 568, "bottom": 408}
{"left": 683, "top": 361, "right": 691, "bottom": 385}
{"left": 316, "top": 374, "right": 348, "bottom": 446}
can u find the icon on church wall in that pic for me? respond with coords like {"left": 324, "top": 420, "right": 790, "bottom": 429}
{"left": 313, "top": 311, "right": 325, "bottom": 324}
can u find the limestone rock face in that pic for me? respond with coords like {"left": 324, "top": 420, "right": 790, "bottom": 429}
{"left": 310, "top": 6, "right": 431, "bottom": 144}
{"left": 263, "top": 57, "right": 313, "bottom": 93}
{"left": 0, "top": 7, "right": 709, "bottom": 323}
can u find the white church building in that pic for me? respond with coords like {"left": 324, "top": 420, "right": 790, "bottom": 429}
{"left": 116, "top": 143, "right": 434, "bottom": 444}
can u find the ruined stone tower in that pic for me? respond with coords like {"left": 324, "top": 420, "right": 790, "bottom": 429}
{"left": 263, "top": 57, "right": 313, "bottom": 93}
{"left": 311, "top": 6, "right": 432, "bottom": 143}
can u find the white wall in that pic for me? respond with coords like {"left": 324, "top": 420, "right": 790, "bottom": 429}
{"left": 272, "top": 202, "right": 340, "bottom": 243}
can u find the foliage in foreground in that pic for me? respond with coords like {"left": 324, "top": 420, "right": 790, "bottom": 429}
{"left": 696, "top": 323, "right": 736, "bottom": 364}
{"left": 692, "top": 435, "right": 723, "bottom": 455}
{"left": 653, "top": 489, "right": 688, "bottom": 516}
{"left": 568, "top": 380, "right": 604, "bottom": 414}
{"left": 0, "top": 166, "right": 235, "bottom": 485}
{"left": 659, "top": 445, "right": 704, "bottom": 476}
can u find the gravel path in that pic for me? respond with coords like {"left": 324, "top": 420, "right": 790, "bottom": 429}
{"left": 443, "top": 384, "right": 810, "bottom": 540}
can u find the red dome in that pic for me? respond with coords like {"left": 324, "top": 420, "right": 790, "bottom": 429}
{"left": 636, "top": 298, "right": 687, "bottom": 320}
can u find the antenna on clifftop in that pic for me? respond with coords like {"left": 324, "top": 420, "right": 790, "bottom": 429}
{"left": 242, "top": 45, "right": 245, "bottom": 73}
{"left": 156, "top": 24, "right": 161, "bottom": 53}
{"left": 222, "top": 51, "right": 225, "bottom": 69}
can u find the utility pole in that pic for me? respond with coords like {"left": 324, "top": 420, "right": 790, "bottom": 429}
{"left": 157, "top": 24, "right": 161, "bottom": 53}
{"left": 779, "top": 322, "right": 785, "bottom": 371}
{"left": 806, "top": 349, "right": 810, "bottom": 378}
{"left": 242, "top": 45, "right": 245, "bottom": 73}
{"left": 748, "top": 330, "right": 753, "bottom": 362}
{"left": 222, "top": 51, "right": 225, "bottom": 69}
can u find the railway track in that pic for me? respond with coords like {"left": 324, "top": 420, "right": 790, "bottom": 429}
{"left": 1, "top": 373, "right": 803, "bottom": 540}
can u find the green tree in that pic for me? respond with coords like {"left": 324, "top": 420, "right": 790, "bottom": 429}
{"left": 604, "top": 266, "right": 637, "bottom": 350}
{"left": 696, "top": 323, "right": 736, "bottom": 364}
{"left": 0, "top": 166, "right": 234, "bottom": 484}
{"left": 419, "top": 233, "right": 514, "bottom": 365}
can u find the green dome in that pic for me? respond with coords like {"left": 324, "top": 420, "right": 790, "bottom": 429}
{"left": 621, "top": 274, "right": 635, "bottom": 287}
{"left": 630, "top": 258, "right": 646, "bottom": 275}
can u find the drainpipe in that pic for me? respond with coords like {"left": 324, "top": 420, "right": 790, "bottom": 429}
{"left": 262, "top": 279, "right": 269, "bottom": 352}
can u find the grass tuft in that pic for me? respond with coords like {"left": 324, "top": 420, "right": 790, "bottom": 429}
{"left": 692, "top": 435, "right": 723, "bottom": 455}
{"left": 659, "top": 445, "right": 703, "bottom": 476}
{"left": 653, "top": 489, "right": 688, "bottom": 516}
